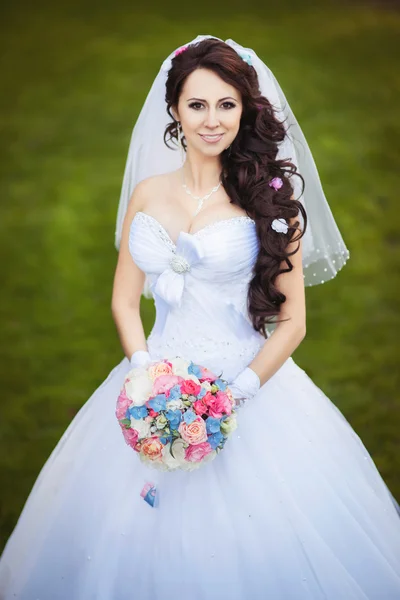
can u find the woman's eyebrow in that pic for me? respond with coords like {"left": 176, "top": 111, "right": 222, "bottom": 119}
{"left": 186, "top": 96, "right": 238, "bottom": 102}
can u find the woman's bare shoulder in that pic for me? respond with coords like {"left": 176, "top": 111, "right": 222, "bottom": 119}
{"left": 126, "top": 172, "right": 176, "bottom": 215}
{"left": 136, "top": 171, "right": 178, "bottom": 197}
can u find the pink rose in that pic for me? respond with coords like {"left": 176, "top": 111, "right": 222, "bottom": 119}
{"left": 206, "top": 391, "right": 232, "bottom": 419}
{"left": 185, "top": 442, "right": 213, "bottom": 462}
{"left": 152, "top": 374, "right": 183, "bottom": 396}
{"left": 226, "top": 387, "right": 234, "bottom": 403}
{"left": 193, "top": 399, "right": 208, "bottom": 416}
{"left": 148, "top": 361, "right": 173, "bottom": 381}
{"left": 203, "top": 391, "right": 216, "bottom": 408}
{"left": 141, "top": 437, "right": 164, "bottom": 461}
{"left": 116, "top": 388, "right": 131, "bottom": 421}
{"left": 207, "top": 396, "right": 225, "bottom": 419}
{"left": 180, "top": 379, "right": 201, "bottom": 396}
{"left": 216, "top": 391, "right": 232, "bottom": 415}
{"left": 178, "top": 417, "right": 208, "bottom": 445}
{"left": 122, "top": 427, "right": 139, "bottom": 449}
{"left": 199, "top": 367, "right": 217, "bottom": 382}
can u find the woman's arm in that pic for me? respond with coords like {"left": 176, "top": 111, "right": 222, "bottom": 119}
{"left": 111, "top": 182, "right": 149, "bottom": 361}
{"left": 247, "top": 218, "right": 307, "bottom": 387}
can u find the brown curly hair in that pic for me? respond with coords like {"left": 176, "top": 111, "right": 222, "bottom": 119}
{"left": 164, "top": 38, "right": 307, "bottom": 337}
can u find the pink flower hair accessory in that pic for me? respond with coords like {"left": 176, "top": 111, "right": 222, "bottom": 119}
{"left": 174, "top": 45, "right": 189, "bottom": 57}
{"left": 268, "top": 177, "right": 283, "bottom": 191}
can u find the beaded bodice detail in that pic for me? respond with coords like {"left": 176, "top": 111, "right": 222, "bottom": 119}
{"left": 129, "top": 211, "right": 266, "bottom": 382}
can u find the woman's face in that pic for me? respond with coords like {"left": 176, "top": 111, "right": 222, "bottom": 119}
{"left": 175, "top": 68, "right": 243, "bottom": 158}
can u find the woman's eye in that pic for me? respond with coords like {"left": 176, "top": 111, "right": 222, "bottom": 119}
{"left": 188, "top": 102, "right": 237, "bottom": 110}
{"left": 221, "top": 102, "right": 236, "bottom": 110}
{"left": 188, "top": 102, "right": 204, "bottom": 110}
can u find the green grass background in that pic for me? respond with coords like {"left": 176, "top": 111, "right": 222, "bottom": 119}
{"left": 0, "top": 0, "right": 399, "bottom": 549}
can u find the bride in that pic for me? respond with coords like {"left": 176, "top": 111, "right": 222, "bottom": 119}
{"left": 1, "top": 35, "right": 400, "bottom": 600}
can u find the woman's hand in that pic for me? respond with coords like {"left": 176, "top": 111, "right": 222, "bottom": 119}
{"left": 229, "top": 366, "right": 261, "bottom": 409}
{"left": 129, "top": 350, "right": 152, "bottom": 369}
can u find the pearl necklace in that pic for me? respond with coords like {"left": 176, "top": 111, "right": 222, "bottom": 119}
{"left": 182, "top": 175, "right": 222, "bottom": 216}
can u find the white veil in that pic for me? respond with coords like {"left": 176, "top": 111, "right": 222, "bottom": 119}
{"left": 115, "top": 35, "right": 350, "bottom": 296}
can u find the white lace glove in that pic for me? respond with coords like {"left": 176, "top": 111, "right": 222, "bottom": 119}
{"left": 129, "top": 350, "right": 152, "bottom": 369}
{"left": 229, "top": 367, "right": 261, "bottom": 409}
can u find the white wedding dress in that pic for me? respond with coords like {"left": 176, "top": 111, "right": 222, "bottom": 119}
{"left": 1, "top": 211, "right": 400, "bottom": 600}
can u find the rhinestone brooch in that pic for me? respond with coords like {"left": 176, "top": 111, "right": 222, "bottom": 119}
{"left": 170, "top": 255, "right": 191, "bottom": 274}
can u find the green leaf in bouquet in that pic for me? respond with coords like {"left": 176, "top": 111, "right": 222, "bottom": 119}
{"left": 120, "top": 418, "right": 131, "bottom": 427}
{"left": 182, "top": 400, "right": 192, "bottom": 407}
{"left": 211, "top": 384, "right": 218, "bottom": 393}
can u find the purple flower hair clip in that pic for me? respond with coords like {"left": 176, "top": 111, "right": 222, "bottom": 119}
{"left": 268, "top": 177, "right": 283, "bottom": 191}
{"left": 174, "top": 45, "right": 189, "bottom": 57}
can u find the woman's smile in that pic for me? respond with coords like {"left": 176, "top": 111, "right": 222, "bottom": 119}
{"left": 199, "top": 133, "right": 224, "bottom": 144}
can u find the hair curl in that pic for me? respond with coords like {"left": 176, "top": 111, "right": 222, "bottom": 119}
{"left": 164, "top": 39, "right": 307, "bottom": 337}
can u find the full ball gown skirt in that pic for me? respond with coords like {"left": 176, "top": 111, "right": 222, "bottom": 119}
{"left": 1, "top": 212, "right": 400, "bottom": 600}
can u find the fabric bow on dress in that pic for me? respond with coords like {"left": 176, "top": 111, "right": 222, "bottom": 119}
{"left": 152, "top": 232, "right": 204, "bottom": 308}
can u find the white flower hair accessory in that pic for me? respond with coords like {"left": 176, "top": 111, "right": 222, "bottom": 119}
{"left": 271, "top": 218, "right": 289, "bottom": 234}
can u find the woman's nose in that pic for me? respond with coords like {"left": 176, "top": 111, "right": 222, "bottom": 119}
{"left": 204, "top": 110, "right": 220, "bottom": 129}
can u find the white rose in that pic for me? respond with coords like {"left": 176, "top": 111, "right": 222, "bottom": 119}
{"left": 166, "top": 398, "right": 185, "bottom": 410}
{"left": 202, "top": 381, "right": 212, "bottom": 391}
{"left": 220, "top": 415, "right": 238, "bottom": 435}
{"left": 125, "top": 372, "right": 153, "bottom": 406}
{"left": 186, "top": 374, "right": 201, "bottom": 386}
{"left": 162, "top": 443, "right": 181, "bottom": 470}
{"left": 130, "top": 417, "right": 151, "bottom": 440}
{"left": 170, "top": 357, "right": 191, "bottom": 377}
{"left": 155, "top": 415, "right": 168, "bottom": 429}
{"left": 170, "top": 438, "right": 187, "bottom": 466}
{"left": 127, "top": 365, "right": 146, "bottom": 377}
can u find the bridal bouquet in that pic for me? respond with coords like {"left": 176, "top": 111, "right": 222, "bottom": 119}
{"left": 116, "top": 357, "right": 237, "bottom": 471}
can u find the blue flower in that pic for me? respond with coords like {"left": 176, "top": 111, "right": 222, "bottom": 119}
{"left": 238, "top": 51, "right": 252, "bottom": 66}
{"left": 198, "top": 387, "right": 206, "bottom": 398}
{"left": 188, "top": 362, "right": 202, "bottom": 378}
{"left": 168, "top": 384, "right": 182, "bottom": 401}
{"left": 160, "top": 435, "right": 172, "bottom": 445}
{"left": 208, "top": 430, "right": 224, "bottom": 450}
{"left": 206, "top": 417, "right": 221, "bottom": 434}
{"left": 165, "top": 409, "right": 182, "bottom": 430}
{"left": 214, "top": 378, "right": 227, "bottom": 391}
{"left": 148, "top": 394, "right": 167, "bottom": 412}
{"left": 183, "top": 409, "right": 196, "bottom": 425}
{"left": 129, "top": 405, "right": 148, "bottom": 420}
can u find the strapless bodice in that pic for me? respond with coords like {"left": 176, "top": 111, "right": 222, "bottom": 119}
{"left": 129, "top": 211, "right": 266, "bottom": 381}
